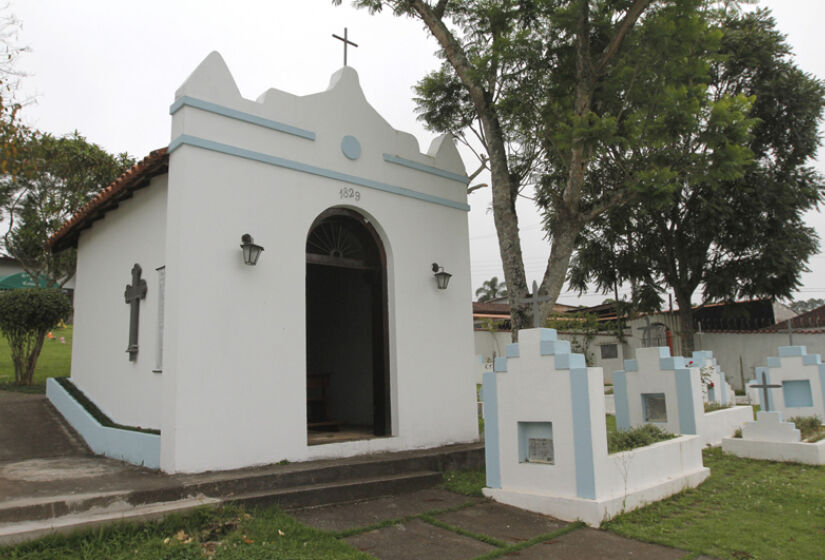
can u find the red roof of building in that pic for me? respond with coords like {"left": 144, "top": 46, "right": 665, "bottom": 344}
{"left": 47, "top": 148, "right": 169, "bottom": 253}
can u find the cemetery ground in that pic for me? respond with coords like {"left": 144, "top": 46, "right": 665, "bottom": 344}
{"left": 1, "top": 438, "right": 824, "bottom": 558}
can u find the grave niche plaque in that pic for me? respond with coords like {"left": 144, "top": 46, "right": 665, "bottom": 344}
{"left": 518, "top": 421, "right": 554, "bottom": 465}
{"left": 642, "top": 393, "right": 667, "bottom": 423}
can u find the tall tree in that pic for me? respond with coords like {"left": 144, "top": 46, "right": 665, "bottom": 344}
{"left": 335, "top": 0, "right": 654, "bottom": 335}
{"left": 568, "top": 7, "right": 825, "bottom": 354}
{"left": 476, "top": 276, "right": 507, "bottom": 301}
{"left": 3, "top": 131, "right": 133, "bottom": 286}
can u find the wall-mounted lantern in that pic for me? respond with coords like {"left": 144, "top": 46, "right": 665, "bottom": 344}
{"left": 241, "top": 234, "right": 264, "bottom": 266}
{"left": 432, "top": 262, "right": 452, "bottom": 290}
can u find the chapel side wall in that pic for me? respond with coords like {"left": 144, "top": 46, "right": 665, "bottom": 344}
{"left": 160, "top": 58, "right": 477, "bottom": 472}
{"left": 70, "top": 176, "right": 167, "bottom": 430}
{"left": 697, "top": 332, "right": 825, "bottom": 390}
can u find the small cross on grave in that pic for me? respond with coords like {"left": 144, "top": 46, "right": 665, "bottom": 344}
{"left": 332, "top": 27, "right": 358, "bottom": 67}
{"left": 518, "top": 280, "right": 555, "bottom": 329}
{"left": 124, "top": 263, "right": 148, "bottom": 362}
{"left": 751, "top": 370, "right": 782, "bottom": 412}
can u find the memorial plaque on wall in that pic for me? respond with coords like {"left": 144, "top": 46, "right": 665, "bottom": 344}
{"left": 528, "top": 437, "right": 554, "bottom": 464}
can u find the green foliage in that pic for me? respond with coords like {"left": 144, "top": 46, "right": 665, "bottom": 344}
{"left": 704, "top": 401, "right": 731, "bottom": 413}
{"left": 442, "top": 468, "right": 486, "bottom": 497}
{"left": 569, "top": 7, "right": 825, "bottom": 354}
{"left": 607, "top": 423, "right": 676, "bottom": 454}
{"left": 0, "top": 288, "right": 70, "bottom": 385}
{"left": 0, "top": 324, "right": 72, "bottom": 392}
{"left": 605, "top": 447, "right": 825, "bottom": 559}
{"left": 475, "top": 276, "right": 507, "bottom": 302}
{"left": 56, "top": 377, "right": 159, "bottom": 434}
{"left": 3, "top": 131, "right": 133, "bottom": 286}
{"left": 0, "top": 505, "right": 373, "bottom": 560}
{"left": 788, "top": 415, "right": 825, "bottom": 442}
{"left": 789, "top": 298, "right": 825, "bottom": 314}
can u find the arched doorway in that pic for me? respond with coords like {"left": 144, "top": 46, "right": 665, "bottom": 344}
{"left": 305, "top": 208, "right": 390, "bottom": 444}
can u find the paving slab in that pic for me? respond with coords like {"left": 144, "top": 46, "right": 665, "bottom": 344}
{"left": 508, "top": 527, "right": 689, "bottom": 560}
{"left": 0, "top": 394, "right": 88, "bottom": 462}
{"left": 291, "top": 488, "right": 479, "bottom": 532}
{"left": 345, "top": 518, "right": 496, "bottom": 560}
{"left": 435, "top": 501, "right": 567, "bottom": 544}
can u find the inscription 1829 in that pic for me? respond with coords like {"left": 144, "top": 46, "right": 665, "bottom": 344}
{"left": 339, "top": 186, "right": 361, "bottom": 201}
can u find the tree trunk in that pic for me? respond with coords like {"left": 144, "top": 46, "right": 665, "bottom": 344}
{"left": 675, "top": 293, "right": 695, "bottom": 357}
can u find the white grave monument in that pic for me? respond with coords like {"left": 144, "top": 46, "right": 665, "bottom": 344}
{"left": 723, "top": 347, "right": 825, "bottom": 464}
{"left": 483, "top": 329, "right": 709, "bottom": 527}
{"left": 613, "top": 347, "right": 751, "bottom": 446}
{"left": 746, "top": 346, "right": 825, "bottom": 419}
{"left": 46, "top": 52, "right": 479, "bottom": 473}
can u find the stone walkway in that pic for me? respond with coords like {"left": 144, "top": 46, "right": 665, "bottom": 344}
{"left": 292, "top": 488, "right": 719, "bottom": 559}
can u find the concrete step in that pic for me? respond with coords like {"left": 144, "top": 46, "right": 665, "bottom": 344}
{"left": 0, "top": 496, "right": 220, "bottom": 547}
{"left": 232, "top": 471, "right": 443, "bottom": 510}
{"left": 0, "top": 443, "right": 484, "bottom": 543}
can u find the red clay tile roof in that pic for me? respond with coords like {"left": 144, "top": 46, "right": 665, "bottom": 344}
{"left": 48, "top": 148, "right": 169, "bottom": 253}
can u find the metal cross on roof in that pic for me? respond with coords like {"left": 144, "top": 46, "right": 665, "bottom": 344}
{"left": 751, "top": 370, "right": 782, "bottom": 412}
{"left": 518, "top": 280, "right": 554, "bottom": 328}
{"left": 332, "top": 27, "right": 358, "bottom": 67}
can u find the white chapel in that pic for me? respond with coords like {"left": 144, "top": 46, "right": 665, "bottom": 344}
{"left": 47, "top": 52, "right": 478, "bottom": 473}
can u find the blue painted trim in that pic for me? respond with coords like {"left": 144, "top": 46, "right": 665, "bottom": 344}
{"left": 382, "top": 153, "right": 469, "bottom": 185}
{"left": 482, "top": 371, "right": 501, "bottom": 489}
{"left": 692, "top": 350, "right": 713, "bottom": 363}
{"left": 674, "top": 369, "right": 697, "bottom": 434}
{"left": 341, "top": 135, "right": 361, "bottom": 160}
{"left": 569, "top": 368, "right": 596, "bottom": 499}
{"left": 613, "top": 371, "right": 630, "bottom": 430}
{"left": 660, "top": 356, "right": 687, "bottom": 370}
{"left": 168, "top": 135, "right": 471, "bottom": 212}
{"left": 782, "top": 380, "right": 814, "bottom": 408}
{"left": 766, "top": 357, "right": 782, "bottom": 368}
{"left": 623, "top": 359, "right": 638, "bottom": 372}
{"left": 555, "top": 352, "right": 586, "bottom": 370}
{"left": 169, "top": 96, "right": 316, "bottom": 140}
{"left": 540, "top": 340, "right": 571, "bottom": 356}
{"left": 494, "top": 357, "right": 508, "bottom": 373}
{"left": 819, "top": 365, "right": 825, "bottom": 414}
{"left": 506, "top": 343, "right": 520, "bottom": 359}
{"left": 539, "top": 328, "right": 558, "bottom": 341}
{"left": 46, "top": 378, "right": 160, "bottom": 469}
{"left": 803, "top": 353, "right": 821, "bottom": 366}
{"left": 779, "top": 346, "right": 807, "bottom": 358}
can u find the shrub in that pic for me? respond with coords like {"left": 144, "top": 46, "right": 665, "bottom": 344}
{"left": 788, "top": 416, "right": 824, "bottom": 442}
{"left": 608, "top": 424, "right": 676, "bottom": 453}
{"left": 704, "top": 402, "right": 731, "bottom": 413}
{"left": 0, "top": 288, "right": 72, "bottom": 385}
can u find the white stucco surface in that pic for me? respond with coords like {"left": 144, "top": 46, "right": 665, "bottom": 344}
{"left": 700, "top": 406, "right": 754, "bottom": 446}
{"left": 60, "top": 52, "right": 478, "bottom": 473}
{"left": 484, "top": 328, "right": 708, "bottom": 527}
{"left": 68, "top": 176, "right": 167, "bottom": 430}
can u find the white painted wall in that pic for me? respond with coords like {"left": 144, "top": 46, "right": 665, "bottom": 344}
{"left": 761, "top": 352, "right": 825, "bottom": 419}
{"left": 474, "top": 329, "right": 630, "bottom": 385}
{"left": 70, "top": 176, "right": 167, "bottom": 430}
{"left": 158, "top": 53, "right": 477, "bottom": 472}
{"left": 697, "top": 332, "right": 825, "bottom": 390}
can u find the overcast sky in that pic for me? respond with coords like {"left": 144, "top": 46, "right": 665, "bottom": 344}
{"left": 9, "top": 0, "right": 825, "bottom": 306}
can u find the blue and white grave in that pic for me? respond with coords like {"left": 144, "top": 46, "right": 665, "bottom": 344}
{"left": 746, "top": 346, "right": 825, "bottom": 420}
{"left": 613, "top": 348, "right": 752, "bottom": 446}
{"left": 723, "top": 346, "right": 825, "bottom": 464}
{"left": 482, "top": 329, "right": 709, "bottom": 527}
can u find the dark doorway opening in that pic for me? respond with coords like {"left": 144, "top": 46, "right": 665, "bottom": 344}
{"left": 305, "top": 208, "right": 390, "bottom": 445}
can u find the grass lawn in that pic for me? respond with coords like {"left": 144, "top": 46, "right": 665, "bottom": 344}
{"left": 0, "top": 325, "right": 72, "bottom": 393}
{"left": 2, "top": 505, "right": 372, "bottom": 560}
{"left": 605, "top": 447, "right": 825, "bottom": 560}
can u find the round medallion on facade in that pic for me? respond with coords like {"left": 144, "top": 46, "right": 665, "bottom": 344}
{"left": 341, "top": 135, "right": 361, "bottom": 160}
